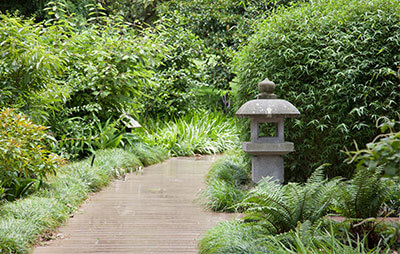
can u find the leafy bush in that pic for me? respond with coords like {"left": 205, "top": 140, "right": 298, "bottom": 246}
{"left": 0, "top": 14, "right": 68, "bottom": 122}
{"left": 141, "top": 21, "right": 207, "bottom": 119}
{"left": 346, "top": 117, "right": 400, "bottom": 177}
{"left": 0, "top": 108, "right": 64, "bottom": 201}
{"left": 0, "top": 0, "right": 96, "bottom": 21}
{"left": 233, "top": 0, "right": 400, "bottom": 180}
{"left": 157, "top": 0, "right": 297, "bottom": 91}
{"left": 58, "top": 14, "right": 164, "bottom": 122}
{"left": 99, "top": 0, "right": 158, "bottom": 25}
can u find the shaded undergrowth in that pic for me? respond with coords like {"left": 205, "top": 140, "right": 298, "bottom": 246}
{"left": 143, "top": 112, "right": 239, "bottom": 156}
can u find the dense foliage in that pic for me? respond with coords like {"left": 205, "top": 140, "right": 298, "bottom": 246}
{"left": 157, "top": 0, "right": 300, "bottom": 92}
{"left": 346, "top": 117, "right": 400, "bottom": 177}
{"left": 0, "top": 109, "right": 64, "bottom": 201}
{"left": 199, "top": 220, "right": 390, "bottom": 254}
{"left": 233, "top": 0, "right": 400, "bottom": 180}
{"left": 2, "top": 0, "right": 400, "bottom": 252}
{"left": 0, "top": 14, "right": 67, "bottom": 122}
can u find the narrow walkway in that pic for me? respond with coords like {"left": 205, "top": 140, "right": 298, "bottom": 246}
{"left": 33, "top": 156, "right": 237, "bottom": 254}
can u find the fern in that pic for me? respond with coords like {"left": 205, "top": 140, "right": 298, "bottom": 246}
{"left": 333, "top": 167, "right": 389, "bottom": 218}
{"left": 240, "top": 167, "right": 340, "bottom": 234}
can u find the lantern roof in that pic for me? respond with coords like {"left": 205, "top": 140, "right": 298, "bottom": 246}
{"left": 235, "top": 79, "right": 300, "bottom": 119}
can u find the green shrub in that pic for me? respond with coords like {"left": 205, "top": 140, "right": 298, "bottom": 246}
{"left": 233, "top": 0, "right": 400, "bottom": 181}
{"left": 157, "top": 0, "right": 297, "bottom": 91}
{"left": 99, "top": 0, "right": 158, "bottom": 25}
{"left": 0, "top": 14, "right": 68, "bottom": 122}
{"left": 141, "top": 21, "right": 207, "bottom": 119}
{"left": 0, "top": 108, "right": 64, "bottom": 201}
{"left": 0, "top": 0, "right": 96, "bottom": 21}
{"left": 346, "top": 117, "right": 400, "bottom": 177}
{"left": 59, "top": 15, "right": 165, "bottom": 122}
{"left": 334, "top": 118, "right": 398, "bottom": 218}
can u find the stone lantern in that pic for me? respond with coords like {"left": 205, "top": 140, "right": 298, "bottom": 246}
{"left": 236, "top": 79, "right": 300, "bottom": 183}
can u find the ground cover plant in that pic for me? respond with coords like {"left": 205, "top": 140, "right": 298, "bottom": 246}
{"left": 142, "top": 111, "right": 240, "bottom": 156}
{"left": 233, "top": 0, "right": 400, "bottom": 181}
{"left": 200, "top": 220, "right": 391, "bottom": 254}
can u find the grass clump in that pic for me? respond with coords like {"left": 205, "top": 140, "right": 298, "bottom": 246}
{"left": 0, "top": 147, "right": 166, "bottom": 253}
{"left": 199, "top": 220, "right": 269, "bottom": 254}
{"left": 128, "top": 142, "right": 169, "bottom": 167}
{"left": 0, "top": 197, "right": 67, "bottom": 254}
{"left": 201, "top": 179, "right": 245, "bottom": 212}
{"left": 201, "top": 150, "right": 250, "bottom": 212}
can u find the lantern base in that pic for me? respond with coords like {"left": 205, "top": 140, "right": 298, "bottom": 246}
{"left": 252, "top": 155, "right": 284, "bottom": 183}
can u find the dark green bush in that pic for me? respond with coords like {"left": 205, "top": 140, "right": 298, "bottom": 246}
{"left": 0, "top": 108, "right": 64, "bottom": 201}
{"left": 141, "top": 21, "right": 207, "bottom": 119}
{"left": 157, "top": 0, "right": 269, "bottom": 92}
{"left": 233, "top": 0, "right": 400, "bottom": 181}
{"left": 0, "top": 13, "right": 67, "bottom": 122}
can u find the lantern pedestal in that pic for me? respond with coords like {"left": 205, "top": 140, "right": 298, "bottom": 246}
{"left": 252, "top": 156, "right": 284, "bottom": 183}
{"left": 243, "top": 142, "right": 294, "bottom": 183}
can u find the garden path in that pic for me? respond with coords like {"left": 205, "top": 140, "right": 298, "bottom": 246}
{"left": 33, "top": 156, "right": 238, "bottom": 254}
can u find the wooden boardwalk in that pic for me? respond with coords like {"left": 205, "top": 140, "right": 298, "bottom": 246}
{"left": 33, "top": 156, "right": 237, "bottom": 254}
